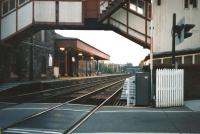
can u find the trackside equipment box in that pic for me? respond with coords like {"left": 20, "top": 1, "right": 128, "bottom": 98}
{"left": 135, "top": 72, "right": 150, "bottom": 106}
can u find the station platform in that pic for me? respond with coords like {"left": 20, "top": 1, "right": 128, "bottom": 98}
{"left": 0, "top": 100, "right": 200, "bottom": 134}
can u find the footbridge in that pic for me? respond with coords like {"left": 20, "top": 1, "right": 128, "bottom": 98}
{"left": 0, "top": 0, "right": 151, "bottom": 48}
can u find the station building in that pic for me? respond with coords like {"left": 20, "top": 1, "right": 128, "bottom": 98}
{"left": 54, "top": 37, "right": 110, "bottom": 77}
{"left": 143, "top": 0, "right": 200, "bottom": 67}
{"left": 142, "top": 0, "right": 200, "bottom": 99}
{"left": 0, "top": 30, "right": 110, "bottom": 82}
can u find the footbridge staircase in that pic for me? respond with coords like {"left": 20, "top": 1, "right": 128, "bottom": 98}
{"left": 0, "top": 0, "right": 151, "bottom": 48}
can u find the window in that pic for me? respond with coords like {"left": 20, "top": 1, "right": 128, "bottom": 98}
{"left": 2, "top": 0, "right": 16, "bottom": 16}
{"left": 185, "top": 0, "right": 189, "bottom": 8}
{"left": 185, "top": 0, "right": 198, "bottom": 8}
{"left": 129, "top": 0, "right": 145, "bottom": 15}
{"left": 192, "top": 0, "right": 198, "bottom": 8}
{"left": 10, "top": 0, "right": 16, "bottom": 10}
{"left": 157, "top": 0, "right": 161, "bottom": 6}
{"left": 2, "top": 1, "right": 9, "bottom": 15}
{"left": 130, "top": 0, "right": 137, "bottom": 11}
{"left": 137, "top": 0, "right": 144, "bottom": 14}
{"left": 18, "top": 0, "right": 29, "bottom": 6}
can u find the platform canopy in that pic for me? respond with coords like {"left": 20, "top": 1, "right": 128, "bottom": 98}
{"left": 55, "top": 37, "right": 110, "bottom": 60}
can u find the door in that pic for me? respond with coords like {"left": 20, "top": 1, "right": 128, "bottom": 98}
{"left": 84, "top": 0, "right": 99, "bottom": 18}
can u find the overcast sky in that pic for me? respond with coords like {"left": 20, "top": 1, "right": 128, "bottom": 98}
{"left": 56, "top": 30, "right": 149, "bottom": 66}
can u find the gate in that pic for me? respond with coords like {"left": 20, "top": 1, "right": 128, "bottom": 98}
{"left": 156, "top": 69, "right": 184, "bottom": 108}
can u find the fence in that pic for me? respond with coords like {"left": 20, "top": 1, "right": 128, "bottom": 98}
{"left": 156, "top": 69, "right": 184, "bottom": 108}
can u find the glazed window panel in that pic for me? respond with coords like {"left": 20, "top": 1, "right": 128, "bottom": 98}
{"left": 153, "top": 59, "right": 161, "bottom": 65}
{"left": 2, "top": 0, "right": 16, "bottom": 16}
{"left": 192, "top": 0, "right": 198, "bottom": 8}
{"left": 184, "top": 56, "right": 192, "bottom": 65}
{"left": 163, "top": 58, "right": 172, "bottom": 65}
{"left": 2, "top": 1, "right": 9, "bottom": 15}
{"left": 18, "top": 0, "right": 29, "bottom": 6}
{"left": 195, "top": 54, "right": 200, "bottom": 64}
{"left": 129, "top": 0, "right": 145, "bottom": 15}
{"left": 130, "top": 0, "right": 137, "bottom": 11}
{"left": 130, "top": 0, "right": 137, "bottom": 5}
{"left": 10, "top": 0, "right": 16, "bottom": 10}
{"left": 175, "top": 57, "right": 182, "bottom": 65}
{"left": 184, "top": 0, "right": 198, "bottom": 8}
{"left": 184, "top": 0, "right": 189, "bottom": 8}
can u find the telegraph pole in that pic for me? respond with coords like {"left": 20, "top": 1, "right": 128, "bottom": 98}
{"left": 171, "top": 13, "right": 195, "bottom": 68}
{"left": 172, "top": 13, "right": 176, "bottom": 67}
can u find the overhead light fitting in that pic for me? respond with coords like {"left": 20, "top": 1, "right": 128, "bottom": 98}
{"left": 59, "top": 47, "right": 65, "bottom": 51}
{"left": 78, "top": 53, "right": 83, "bottom": 56}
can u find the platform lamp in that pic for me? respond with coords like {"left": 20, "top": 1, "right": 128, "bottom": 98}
{"left": 78, "top": 52, "right": 84, "bottom": 77}
{"left": 59, "top": 47, "right": 68, "bottom": 77}
{"left": 90, "top": 56, "right": 94, "bottom": 76}
{"left": 59, "top": 47, "right": 65, "bottom": 51}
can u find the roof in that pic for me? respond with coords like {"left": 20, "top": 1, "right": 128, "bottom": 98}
{"left": 55, "top": 34, "right": 110, "bottom": 60}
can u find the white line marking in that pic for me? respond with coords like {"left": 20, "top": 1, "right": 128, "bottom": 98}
{"left": 5, "top": 128, "right": 62, "bottom": 134}
{"left": 56, "top": 108, "right": 90, "bottom": 112}
{"left": 3, "top": 108, "right": 49, "bottom": 110}
{"left": 3, "top": 107, "right": 90, "bottom": 112}
{"left": 96, "top": 110, "right": 193, "bottom": 113}
{"left": 73, "top": 132, "right": 195, "bottom": 134}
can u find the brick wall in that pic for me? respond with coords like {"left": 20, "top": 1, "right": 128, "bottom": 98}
{"left": 0, "top": 30, "right": 55, "bottom": 82}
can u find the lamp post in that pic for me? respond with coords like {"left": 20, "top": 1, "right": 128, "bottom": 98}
{"left": 59, "top": 47, "right": 67, "bottom": 76}
{"left": 78, "top": 53, "right": 84, "bottom": 77}
{"left": 90, "top": 56, "right": 94, "bottom": 76}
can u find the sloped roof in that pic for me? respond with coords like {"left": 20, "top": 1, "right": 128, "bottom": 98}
{"left": 55, "top": 34, "right": 110, "bottom": 60}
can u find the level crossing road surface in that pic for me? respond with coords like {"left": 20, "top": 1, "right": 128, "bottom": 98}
{"left": 0, "top": 103, "right": 200, "bottom": 134}
{"left": 75, "top": 106, "right": 200, "bottom": 133}
{"left": 1, "top": 103, "right": 95, "bottom": 134}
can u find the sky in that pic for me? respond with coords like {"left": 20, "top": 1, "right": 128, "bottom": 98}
{"left": 56, "top": 30, "right": 150, "bottom": 66}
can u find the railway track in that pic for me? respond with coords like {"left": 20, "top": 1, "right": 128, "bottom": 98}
{"left": 66, "top": 82, "right": 123, "bottom": 134}
{"left": 0, "top": 75, "right": 127, "bottom": 103}
{"left": 1, "top": 78, "right": 126, "bottom": 133}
